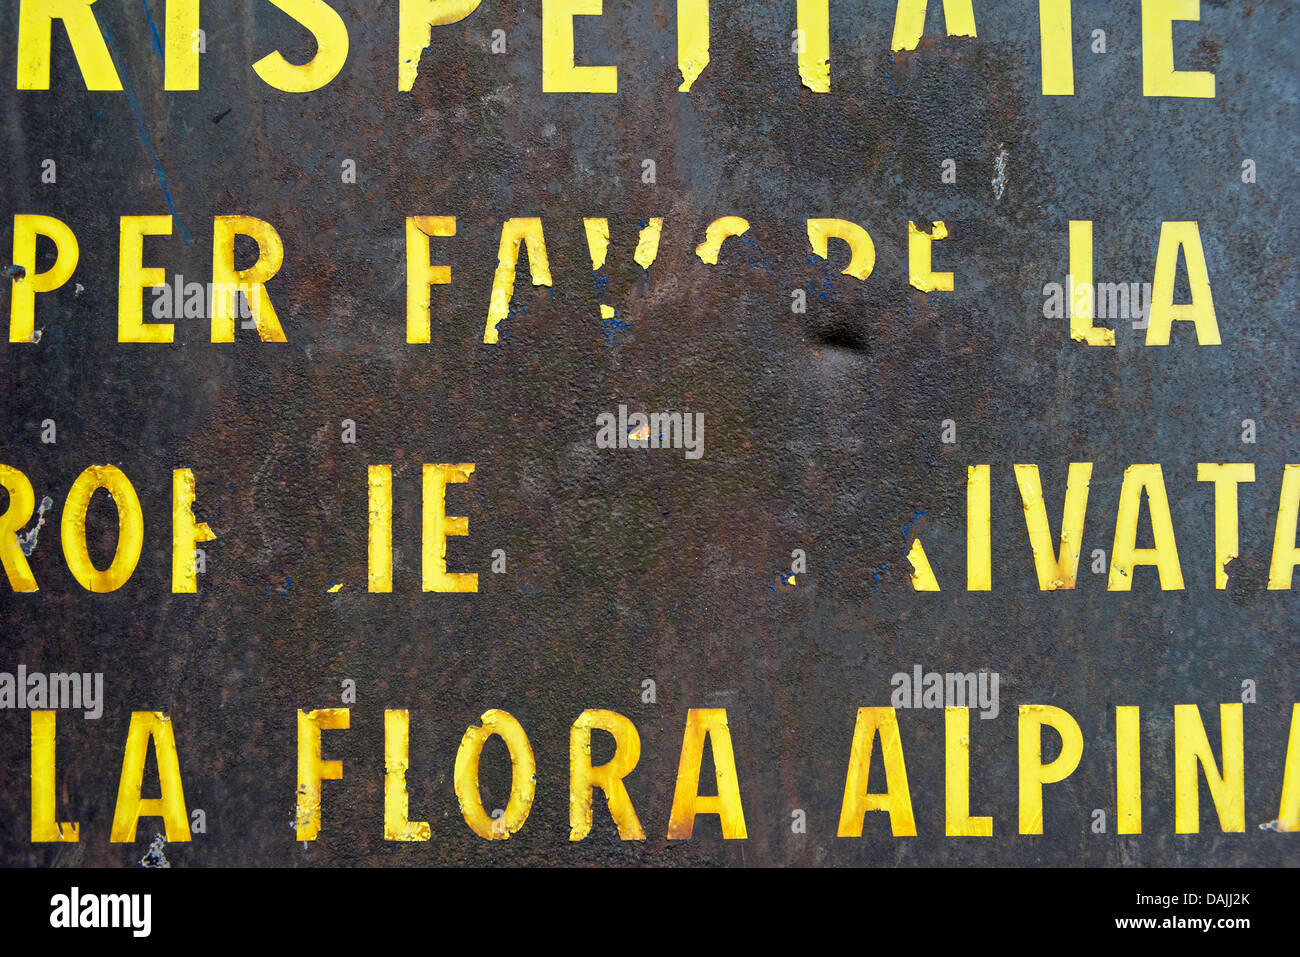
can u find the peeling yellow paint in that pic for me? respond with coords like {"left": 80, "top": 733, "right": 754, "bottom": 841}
{"left": 1196, "top": 464, "right": 1254, "bottom": 589}
{"left": 1014, "top": 462, "right": 1091, "bottom": 590}
{"left": 422, "top": 463, "right": 478, "bottom": 593}
{"left": 907, "top": 220, "right": 953, "bottom": 292}
{"left": 118, "top": 215, "right": 175, "bottom": 343}
{"left": 385, "top": 710, "right": 431, "bottom": 841}
{"left": 633, "top": 218, "right": 663, "bottom": 269}
{"left": 212, "top": 216, "right": 286, "bottom": 342}
{"left": 907, "top": 539, "right": 939, "bottom": 591}
{"left": 892, "top": 0, "right": 977, "bottom": 52}
{"left": 399, "top": 0, "right": 484, "bottom": 91}
{"left": 542, "top": 0, "right": 617, "bottom": 93}
{"left": 807, "top": 218, "right": 875, "bottom": 280}
{"left": 172, "top": 468, "right": 215, "bottom": 594}
{"left": 296, "top": 708, "right": 349, "bottom": 841}
{"left": 582, "top": 217, "right": 610, "bottom": 270}
{"left": 695, "top": 216, "right": 749, "bottom": 264}
{"left": 1067, "top": 220, "right": 1116, "bottom": 346}
{"left": 406, "top": 215, "right": 456, "bottom": 344}
{"left": 796, "top": 0, "right": 829, "bottom": 92}
{"left": 484, "top": 218, "right": 551, "bottom": 344}
{"left": 677, "top": 0, "right": 709, "bottom": 91}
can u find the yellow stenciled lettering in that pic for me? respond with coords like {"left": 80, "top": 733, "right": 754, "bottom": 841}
{"left": 945, "top": 708, "right": 991, "bottom": 836}
{"left": 454, "top": 709, "right": 536, "bottom": 839}
{"left": 1014, "top": 462, "right": 1092, "bottom": 590}
{"left": 570, "top": 709, "right": 645, "bottom": 841}
{"left": 695, "top": 217, "right": 749, "bottom": 265}
{"left": 1109, "top": 464, "right": 1184, "bottom": 591}
{"left": 892, "top": 0, "right": 977, "bottom": 52}
{"left": 422, "top": 464, "right": 478, "bottom": 592}
{"left": 1038, "top": 0, "right": 1074, "bottom": 95}
{"left": 838, "top": 707, "right": 916, "bottom": 837}
{"left": 10, "top": 215, "right": 79, "bottom": 344}
{"left": 399, "top": 0, "right": 483, "bottom": 91}
{"left": 1018, "top": 704, "right": 1083, "bottom": 834}
{"left": 807, "top": 219, "right": 876, "bottom": 280}
{"left": 1067, "top": 220, "right": 1115, "bottom": 346}
{"left": 796, "top": 0, "right": 829, "bottom": 92}
{"left": 667, "top": 709, "right": 747, "bottom": 839}
{"left": 31, "top": 711, "right": 79, "bottom": 842}
{"left": 252, "top": 0, "right": 349, "bottom": 92}
{"left": 368, "top": 465, "right": 394, "bottom": 592}
{"left": 484, "top": 218, "right": 551, "bottom": 344}
{"left": 118, "top": 215, "right": 174, "bottom": 344}
{"left": 406, "top": 216, "right": 456, "bottom": 344}
{"left": 60, "top": 465, "right": 144, "bottom": 593}
{"left": 212, "top": 216, "right": 287, "bottom": 343}
{"left": 1146, "top": 221, "right": 1219, "bottom": 345}
{"left": 677, "top": 0, "right": 709, "bottom": 92}
{"left": 296, "top": 708, "right": 349, "bottom": 841}
{"left": 172, "top": 468, "right": 215, "bottom": 593}
{"left": 1174, "top": 703, "right": 1244, "bottom": 833}
{"left": 542, "top": 0, "right": 617, "bottom": 93}
{"left": 1142, "top": 0, "right": 1215, "bottom": 98}
{"left": 1196, "top": 463, "right": 1254, "bottom": 589}
{"left": 1116, "top": 705, "right": 1142, "bottom": 834}
{"left": 17, "top": 0, "right": 122, "bottom": 90}
{"left": 1267, "top": 465, "right": 1300, "bottom": 590}
{"left": 0, "top": 465, "right": 39, "bottom": 592}
{"left": 385, "top": 710, "right": 431, "bottom": 841}
{"left": 908, "top": 221, "right": 953, "bottom": 292}
{"left": 110, "top": 712, "right": 190, "bottom": 843}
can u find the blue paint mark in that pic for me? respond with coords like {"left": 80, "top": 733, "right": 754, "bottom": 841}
{"left": 900, "top": 509, "right": 927, "bottom": 545}
{"left": 101, "top": 23, "right": 190, "bottom": 244}
{"left": 139, "top": 0, "right": 165, "bottom": 58}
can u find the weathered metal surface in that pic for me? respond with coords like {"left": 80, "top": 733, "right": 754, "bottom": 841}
{"left": 1, "top": 1, "right": 1296, "bottom": 866}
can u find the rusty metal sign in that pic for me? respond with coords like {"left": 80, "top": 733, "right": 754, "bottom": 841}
{"left": 0, "top": 0, "right": 1296, "bottom": 914}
